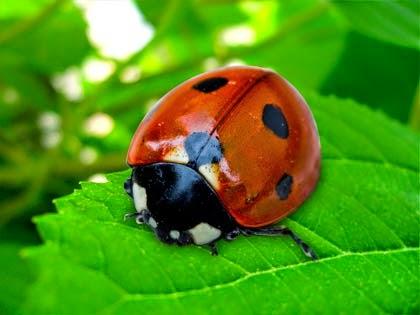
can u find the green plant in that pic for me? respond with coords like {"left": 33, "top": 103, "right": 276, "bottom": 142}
{"left": 16, "top": 94, "right": 418, "bottom": 314}
{"left": 0, "top": 0, "right": 418, "bottom": 314}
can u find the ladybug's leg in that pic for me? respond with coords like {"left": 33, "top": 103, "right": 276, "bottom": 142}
{"left": 124, "top": 209, "right": 147, "bottom": 225}
{"left": 175, "top": 231, "right": 194, "bottom": 246}
{"left": 208, "top": 242, "right": 218, "bottom": 256}
{"left": 240, "top": 226, "right": 318, "bottom": 260}
{"left": 225, "top": 228, "right": 241, "bottom": 241}
{"left": 124, "top": 212, "right": 138, "bottom": 221}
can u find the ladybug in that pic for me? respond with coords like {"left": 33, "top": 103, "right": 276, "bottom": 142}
{"left": 124, "top": 66, "right": 320, "bottom": 259}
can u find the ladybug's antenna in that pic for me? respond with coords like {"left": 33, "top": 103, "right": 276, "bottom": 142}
{"left": 123, "top": 212, "right": 138, "bottom": 221}
{"left": 240, "top": 226, "right": 318, "bottom": 260}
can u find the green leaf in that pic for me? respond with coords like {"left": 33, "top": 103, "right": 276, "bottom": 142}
{"left": 321, "top": 32, "right": 420, "bottom": 123}
{"left": 0, "top": 224, "right": 37, "bottom": 315}
{"left": 0, "top": 0, "right": 52, "bottom": 19}
{"left": 0, "top": 3, "right": 91, "bottom": 74}
{"left": 0, "top": 243, "right": 33, "bottom": 315}
{"left": 134, "top": 1, "right": 214, "bottom": 75}
{"left": 0, "top": 67, "right": 54, "bottom": 111}
{"left": 96, "top": 1, "right": 346, "bottom": 114}
{"left": 134, "top": 0, "right": 171, "bottom": 27}
{"left": 23, "top": 94, "right": 418, "bottom": 314}
{"left": 332, "top": 0, "right": 420, "bottom": 50}
{"left": 241, "top": 0, "right": 347, "bottom": 91}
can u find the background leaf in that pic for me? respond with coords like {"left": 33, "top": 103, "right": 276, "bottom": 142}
{"left": 102, "top": 0, "right": 347, "bottom": 113}
{"left": 321, "top": 32, "right": 420, "bottom": 123}
{"left": 0, "top": 223, "right": 37, "bottom": 315}
{"left": 0, "top": 3, "right": 90, "bottom": 74}
{"left": 22, "top": 94, "right": 419, "bottom": 314}
{"left": 0, "top": 0, "right": 52, "bottom": 19}
{"left": 332, "top": 0, "right": 420, "bottom": 50}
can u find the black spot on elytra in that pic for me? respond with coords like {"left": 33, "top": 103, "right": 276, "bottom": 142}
{"left": 276, "top": 173, "right": 293, "bottom": 200}
{"left": 193, "top": 77, "right": 228, "bottom": 93}
{"left": 184, "top": 132, "right": 223, "bottom": 168}
{"left": 263, "top": 104, "right": 289, "bottom": 139}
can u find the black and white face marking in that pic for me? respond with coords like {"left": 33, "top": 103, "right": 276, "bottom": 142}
{"left": 188, "top": 222, "right": 222, "bottom": 245}
{"left": 124, "top": 178, "right": 157, "bottom": 230}
{"left": 263, "top": 104, "right": 289, "bottom": 139}
{"left": 276, "top": 173, "right": 293, "bottom": 200}
{"left": 126, "top": 163, "right": 236, "bottom": 247}
{"left": 132, "top": 182, "right": 148, "bottom": 212}
{"left": 167, "top": 223, "right": 222, "bottom": 245}
{"left": 193, "top": 77, "right": 228, "bottom": 93}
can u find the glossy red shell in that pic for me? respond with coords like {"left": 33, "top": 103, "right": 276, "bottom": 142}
{"left": 127, "top": 66, "right": 320, "bottom": 228}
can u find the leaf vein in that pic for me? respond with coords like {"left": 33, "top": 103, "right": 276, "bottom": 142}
{"left": 325, "top": 184, "right": 407, "bottom": 248}
{"left": 114, "top": 248, "right": 417, "bottom": 300}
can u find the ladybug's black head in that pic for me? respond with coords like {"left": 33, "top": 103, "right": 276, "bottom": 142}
{"left": 124, "top": 162, "right": 235, "bottom": 245}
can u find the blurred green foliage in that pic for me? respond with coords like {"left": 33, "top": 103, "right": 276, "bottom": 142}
{"left": 0, "top": 0, "right": 418, "bottom": 314}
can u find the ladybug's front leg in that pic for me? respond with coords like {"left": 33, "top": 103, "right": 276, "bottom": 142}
{"left": 208, "top": 242, "right": 218, "bottom": 256}
{"left": 224, "top": 228, "right": 241, "bottom": 241}
{"left": 124, "top": 209, "right": 147, "bottom": 225}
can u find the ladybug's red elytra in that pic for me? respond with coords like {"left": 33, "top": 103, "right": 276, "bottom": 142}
{"left": 124, "top": 66, "right": 320, "bottom": 259}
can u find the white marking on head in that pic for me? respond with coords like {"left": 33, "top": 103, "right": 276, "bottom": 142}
{"left": 188, "top": 223, "right": 221, "bottom": 245}
{"left": 169, "top": 230, "right": 180, "bottom": 240}
{"left": 148, "top": 216, "right": 158, "bottom": 228}
{"left": 132, "top": 182, "right": 147, "bottom": 212}
{"left": 164, "top": 146, "right": 189, "bottom": 164}
{"left": 198, "top": 163, "right": 220, "bottom": 190}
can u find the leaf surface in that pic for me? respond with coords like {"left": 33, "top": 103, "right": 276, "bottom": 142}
{"left": 0, "top": 4, "right": 90, "bottom": 74}
{"left": 321, "top": 32, "right": 419, "bottom": 123}
{"left": 0, "top": 225, "right": 37, "bottom": 315}
{"left": 23, "top": 94, "right": 419, "bottom": 314}
{"left": 332, "top": 0, "right": 420, "bottom": 50}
